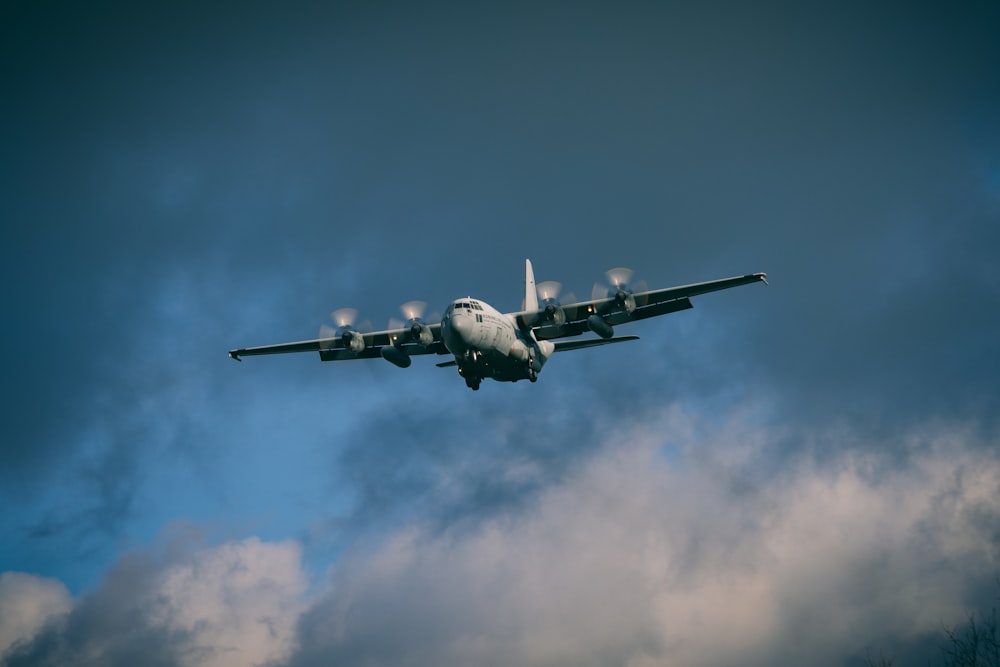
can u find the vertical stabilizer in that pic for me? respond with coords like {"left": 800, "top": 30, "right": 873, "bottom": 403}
{"left": 524, "top": 258, "right": 538, "bottom": 312}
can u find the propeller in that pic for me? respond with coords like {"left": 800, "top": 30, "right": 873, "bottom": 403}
{"left": 592, "top": 267, "right": 648, "bottom": 313}
{"left": 389, "top": 300, "right": 435, "bottom": 347}
{"left": 536, "top": 281, "right": 562, "bottom": 302}
{"left": 331, "top": 307, "right": 359, "bottom": 330}
{"left": 320, "top": 307, "right": 370, "bottom": 353}
{"left": 535, "top": 280, "right": 577, "bottom": 325}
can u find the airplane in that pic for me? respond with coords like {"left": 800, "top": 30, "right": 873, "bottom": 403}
{"left": 228, "top": 260, "right": 767, "bottom": 390}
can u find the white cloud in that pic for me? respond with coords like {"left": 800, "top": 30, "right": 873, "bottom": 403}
{"left": 5, "top": 408, "right": 998, "bottom": 667}
{"left": 291, "top": 407, "right": 1000, "bottom": 667}
{"left": 148, "top": 537, "right": 307, "bottom": 667}
{"left": 1, "top": 536, "right": 307, "bottom": 667}
{"left": 0, "top": 572, "right": 71, "bottom": 659}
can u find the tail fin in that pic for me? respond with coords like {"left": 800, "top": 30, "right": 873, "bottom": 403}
{"left": 523, "top": 258, "right": 538, "bottom": 312}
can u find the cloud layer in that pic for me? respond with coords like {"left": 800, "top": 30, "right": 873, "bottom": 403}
{"left": 5, "top": 407, "right": 998, "bottom": 667}
{"left": 3, "top": 533, "right": 305, "bottom": 667}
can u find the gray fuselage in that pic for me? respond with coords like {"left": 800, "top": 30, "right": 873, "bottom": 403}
{"left": 440, "top": 298, "right": 553, "bottom": 387}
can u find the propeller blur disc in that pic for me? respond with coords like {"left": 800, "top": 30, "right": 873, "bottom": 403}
{"left": 537, "top": 281, "right": 562, "bottom": 302}
{"left": 606, "top": 267, "right": 634, "bottom": 289}
{"left": 331, "top": 307, "right": 358, "bottom": 329}
{"left": 593, "top": 267, "right": 647, "bottom": 306}
{"left": 400, "top": 300, "right": 427, "bottom": 322}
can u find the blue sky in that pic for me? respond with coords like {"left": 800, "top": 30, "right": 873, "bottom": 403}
{"left": 2, "top": 2, "right": 999, "bottom": 666}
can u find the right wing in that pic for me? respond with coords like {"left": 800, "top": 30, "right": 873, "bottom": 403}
{"left": 553, "top": 336, "right": 639, "bottom": 352}
{"left": 228, "top": 323, "right": 448, "bottom": 362}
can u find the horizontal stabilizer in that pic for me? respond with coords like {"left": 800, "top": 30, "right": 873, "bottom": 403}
{"left": 553, "top": 335, "right": 639, "bottom": 352}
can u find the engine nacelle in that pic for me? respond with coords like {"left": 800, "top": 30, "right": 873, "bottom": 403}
{"left": 542, "top": 300, "right": 566, "bottom": 325}
{"left": 587, "top": 314, "right": 614, "bottom": 339}
{"left": 615, "top": 289, "right": 636, "bottom": 314}
{"left": 342, "top": 330, "right": 365, "bottom": 353}
{"left": 380, "top": 345, "right": 411, "bottom": 368}
{"left": 410, "top": 321, "right": 433, "bottom": 347}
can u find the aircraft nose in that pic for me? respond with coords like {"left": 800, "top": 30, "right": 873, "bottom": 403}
{"left": 449, "top": 313, "right": 472, "bottom": 341}
{"left": 442, "top": 312, "right": 473, "bottom": 353}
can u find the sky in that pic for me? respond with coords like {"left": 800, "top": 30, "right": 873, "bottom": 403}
{"left": 2, "top": 1, "right": 999, "bottom": 665}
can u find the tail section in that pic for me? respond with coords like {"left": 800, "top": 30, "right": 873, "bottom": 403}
{"left": 524, "top": 259, "right": 538, "bottom": 312}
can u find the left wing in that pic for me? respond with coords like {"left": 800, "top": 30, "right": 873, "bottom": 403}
{"left": 513, "top": 273, "right": 767, "bottom": 341}
{"left": 228, "top": 323, "right": 447, "bottom": 362}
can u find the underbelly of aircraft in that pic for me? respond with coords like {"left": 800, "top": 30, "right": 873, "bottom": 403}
{"left": 463, "top": 346, "right": 531, "bottom": 382}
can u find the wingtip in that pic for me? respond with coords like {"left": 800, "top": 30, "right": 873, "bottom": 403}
{"left": 228, "top": 350, "right": 242, "bottom": 362}
{"left": 759, "top": 272, "right": 769, "bottom": 286}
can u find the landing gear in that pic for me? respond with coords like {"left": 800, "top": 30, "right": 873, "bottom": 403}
{"left": 458, "top": 364, "right": 481, "bottom": 390}
{"left": 459, "top": 349, "right": 483, "bottom": 390}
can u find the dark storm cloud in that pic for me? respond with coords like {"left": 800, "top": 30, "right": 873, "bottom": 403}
{"left": 4, "top": 1, "right": 997, "bottom": 489}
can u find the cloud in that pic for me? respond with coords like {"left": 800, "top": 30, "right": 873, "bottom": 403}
{"left": 0, "top": 573, "right": 71, "bottom": 660}
{"left": 3, "top": 532, "right": 306, "bottom": 667}
{"left": 289, "top": 406, "right": 1000, "bottom": 667}
{"left": 3, "top": 406, "right": 998, "bottom": 667}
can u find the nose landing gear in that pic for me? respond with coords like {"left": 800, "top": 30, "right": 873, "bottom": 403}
{"left": 457, "top": 356, "right": 482, "bottom": 391}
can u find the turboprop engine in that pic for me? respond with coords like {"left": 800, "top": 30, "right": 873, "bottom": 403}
{"left": 390, "top": 301, "right": 435, "bottom": 345}
{"left": 593, "top": 267, "right": 646, "bottom": 316}
{"left": 536, "top": 281, "right": 575, "bottom": 326}
{"left": 406, "top": 320, "right": 434, "bottom": 347}
{"left": 382, "top": 301, "right": 435, "bottom": 368}
{"left": 612, "top": 287, "right": 636, "bottom": 315}
{"left": 341, "top": 329, "right": 365, "bottom": 353}
{"left": 321, "top": 308, "right": 369, "bottom": 354}
{"left": 586, "top": 267, "right": 647, "bottom": 339}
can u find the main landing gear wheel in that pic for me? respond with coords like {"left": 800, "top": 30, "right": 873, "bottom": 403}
{"left": 465, "top": 376, "right": 481, "bottom": 391}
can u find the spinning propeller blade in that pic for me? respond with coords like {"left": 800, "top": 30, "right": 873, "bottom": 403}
{"left": 592, "top": 267, "right": 648, "bottom": 309}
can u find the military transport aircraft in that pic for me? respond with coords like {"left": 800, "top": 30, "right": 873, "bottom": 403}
{"left": 229, "top": 260, "right": 767, "bottom": 390}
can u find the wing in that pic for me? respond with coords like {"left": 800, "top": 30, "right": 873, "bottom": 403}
{"left": 228, "top": 323, "right": 448, "bottom": 361}
{"left": 513, "top": 273, "right": 767, "bottom": 341}
{"left": 553, "top": 336, "right": 639, "bottom": 351}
